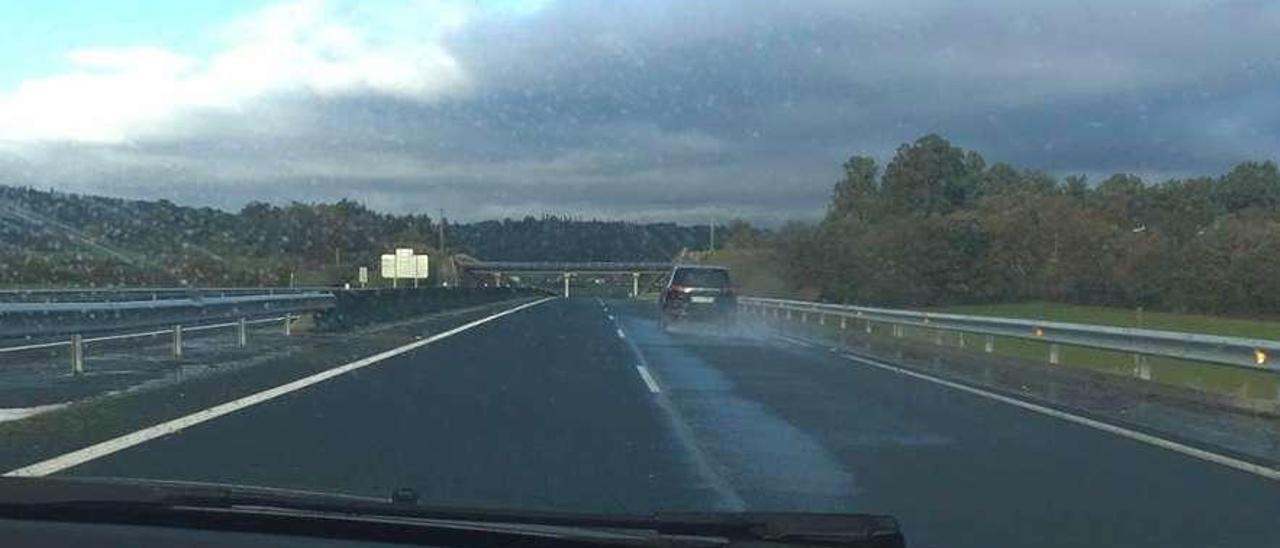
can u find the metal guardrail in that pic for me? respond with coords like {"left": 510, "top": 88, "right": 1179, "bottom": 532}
{"left": 0, "top": 291, "right": 334, "bottom": 339}
{"left": 0, "top": 287, "right": 334, "bottom": 303}
{"left": 0, "top": 289, "right": 334, "bottom": 375}
{"left": 740, "top": 297, "right": 1279, "bottom": 373}
{"left": 0, "top": 315, "right": 297, "bottom": 375}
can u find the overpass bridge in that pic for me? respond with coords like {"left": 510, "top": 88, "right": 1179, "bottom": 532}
{"left": 455, "top": 259, "right": 673, "bottom": 297}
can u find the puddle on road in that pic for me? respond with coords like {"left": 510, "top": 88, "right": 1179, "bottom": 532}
{"left": 624, "top": 314, "right": 860, "bottom": 512}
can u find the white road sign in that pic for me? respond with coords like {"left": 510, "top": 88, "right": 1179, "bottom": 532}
{"left": 415, "top": 255, "right": 430, "bottom": 279}
{"left": 395, "top": 248, "right": 415, "bottom": 278}
{"left": 381, "top": 249, "right": 430, "bottom": 279}
{"left": 358, "top": 266, "right": 368, "bottom": 284}
{"left": 380, "top": 255, "right": 397, "bottom": 278}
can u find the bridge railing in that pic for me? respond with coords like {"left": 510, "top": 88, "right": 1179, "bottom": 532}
{"left": 455, "top": 260, "right": 673, "bottom": 273}
{"left": 740, "top": 297, "right": 1278, "bottom": 373}
{"left": 456, "top": 260, "right": 673, "bottom": 297}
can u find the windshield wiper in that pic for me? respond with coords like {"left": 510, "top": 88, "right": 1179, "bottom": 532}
{"left": 0, "top": 477, "right": 905, "bottom": 547}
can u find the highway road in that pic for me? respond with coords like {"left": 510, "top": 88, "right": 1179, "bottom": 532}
{"left": 23, "top": 298, "right": 1280, "bottom": 547}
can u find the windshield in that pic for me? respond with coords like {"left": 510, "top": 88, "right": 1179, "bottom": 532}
{"left": 2, "top": 2, "right": 1279, "bottom": 548}
{"left": 672, "top": 269, "right": 730, "bottom": 288}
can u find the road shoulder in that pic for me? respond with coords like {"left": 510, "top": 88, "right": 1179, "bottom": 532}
{"left": 0, "top": 298, "right": 542, "bottom": 473}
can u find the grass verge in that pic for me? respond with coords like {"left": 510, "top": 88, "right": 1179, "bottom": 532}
{"left": 772, "top": 304, "right": 1280, "bottom": 402}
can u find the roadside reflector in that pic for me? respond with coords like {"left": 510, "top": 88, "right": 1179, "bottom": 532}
{"left": 1257, "top": 349, "right": 1268, "bottom": 366}
{"left": 1033, "top": 327, "right": 1045, "bottom": 337}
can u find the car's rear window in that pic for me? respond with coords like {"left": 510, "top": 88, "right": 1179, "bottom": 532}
{"left": 673, "top": 268, "right": 730, "bottom": 288}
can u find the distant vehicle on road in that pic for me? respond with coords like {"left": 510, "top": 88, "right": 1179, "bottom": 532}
{"left": 658, "top": 265, "right": 737, "bottom": 330}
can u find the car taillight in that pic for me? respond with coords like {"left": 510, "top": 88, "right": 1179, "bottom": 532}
{"left": 670, "top": 285, "right": 691, "bottom": 294}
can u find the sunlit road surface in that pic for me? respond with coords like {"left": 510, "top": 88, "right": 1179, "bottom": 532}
{"left": 56, "top": 298, "right": 1280, "bottom": 547}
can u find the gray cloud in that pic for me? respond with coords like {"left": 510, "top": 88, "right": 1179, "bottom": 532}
{"left": 2, "top": 0, "right": 1278, "bottom": 224}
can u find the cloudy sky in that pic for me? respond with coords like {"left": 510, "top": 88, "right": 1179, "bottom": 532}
{"left": 0, "top": 0, "right": 1277, "bottom": 224}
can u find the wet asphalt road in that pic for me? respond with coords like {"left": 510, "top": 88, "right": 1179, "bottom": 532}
{"left": 60, "top": 298, "right": 1280, "bottom": 547}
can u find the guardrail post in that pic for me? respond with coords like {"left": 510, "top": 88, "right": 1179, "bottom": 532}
{"left": 1049, "top": 343, "right": 1061, "bottom": 365}
{"left": 819, "top": 313, "right": 825, "bottom": 326}
{"left": 1134, "top": 361, "right": 1152, "bottom": 380}
{"left": 1132, "top": 353, "right": 1147, "bottom": 369}
{"left": 984, "top": 335, "right": 994, "bottom": 353}
{"left": 958, "top": 332, "right": 966, "bottom": 349}
{"left": 893, "top": 325, "right": 903, "bottom": 338}
{"left": 840, "top": 317, "right": 847, "bottom": 330}
{"left": 865, "top": 320, "right": 872, "bottom": 334}
{"left": 237, "top": 317, "right": 247, "bottom": 348}
{"left": 562, "top": 273, "right": 571, "bottom": 298}
{"left": 283, "top": 315, "right": 292, "bottom": 336}
{"left": 632, "top": 272, "right": 640, "bottom": 299}
{"left": 172, "top": 325, "right": 183, "bottom": 358}
{"left": 70, "top": 334, "right": 84, "bottom": 375}
{"left": 786, "top": 309, "right": 792, "bottom": 320}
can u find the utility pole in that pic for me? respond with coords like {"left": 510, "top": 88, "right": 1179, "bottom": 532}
{"left": 438, "top": 208, "right": 448, "bottom": 287}
{"left": 438, "top": 208, "right": 446, "bottom": 253}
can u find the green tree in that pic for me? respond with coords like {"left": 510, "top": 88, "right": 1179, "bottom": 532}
{"left": 881, "top": 134, "right": 982, "bottom": 217}
{"left": 981, "top": 162, "right": 1022, "bottom": 196}
{"left": 723, "top": 219, "right": 768, "bottom": 250}
{"left": 827, "top": 155, "right": 879, "bottom": 222}
{"left": 1063, "top": 175, "right": 1089, "bottom": 200}
{"left": 1094, "top": 173, "right": 1146, "bottom": 226}
{"left": 1217, "top": 161, "right": 1280, "bottom": 212}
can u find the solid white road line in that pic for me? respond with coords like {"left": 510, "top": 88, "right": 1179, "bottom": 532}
{"left": 5, "top": 297, "right": 557, "bottom": 478}
{"left": 771, "top": 336, "right": 1280, "bottom": 482}
{"left": 635, "top": 365, "right": 661, "bottom": 394}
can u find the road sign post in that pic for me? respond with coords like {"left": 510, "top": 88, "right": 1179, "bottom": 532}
{"left": 172, "top": 324, "right": 183, "bottom": 358}
{"left": 70, "top": 334, "right": 84, "bottom": 375}
{"left": 358, "top": 266, "right": 368, "bottom": 288}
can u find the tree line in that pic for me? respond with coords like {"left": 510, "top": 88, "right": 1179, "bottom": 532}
{"left": 755, "top": 134, "right": 1280, "bottom": 317}
{"left": 0, "top": 186, "right": 710, "bottom": 287}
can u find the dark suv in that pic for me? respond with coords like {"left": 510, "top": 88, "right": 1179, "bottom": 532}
{"left": 659, "top": 265, "right": 737, "bottom": 329}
